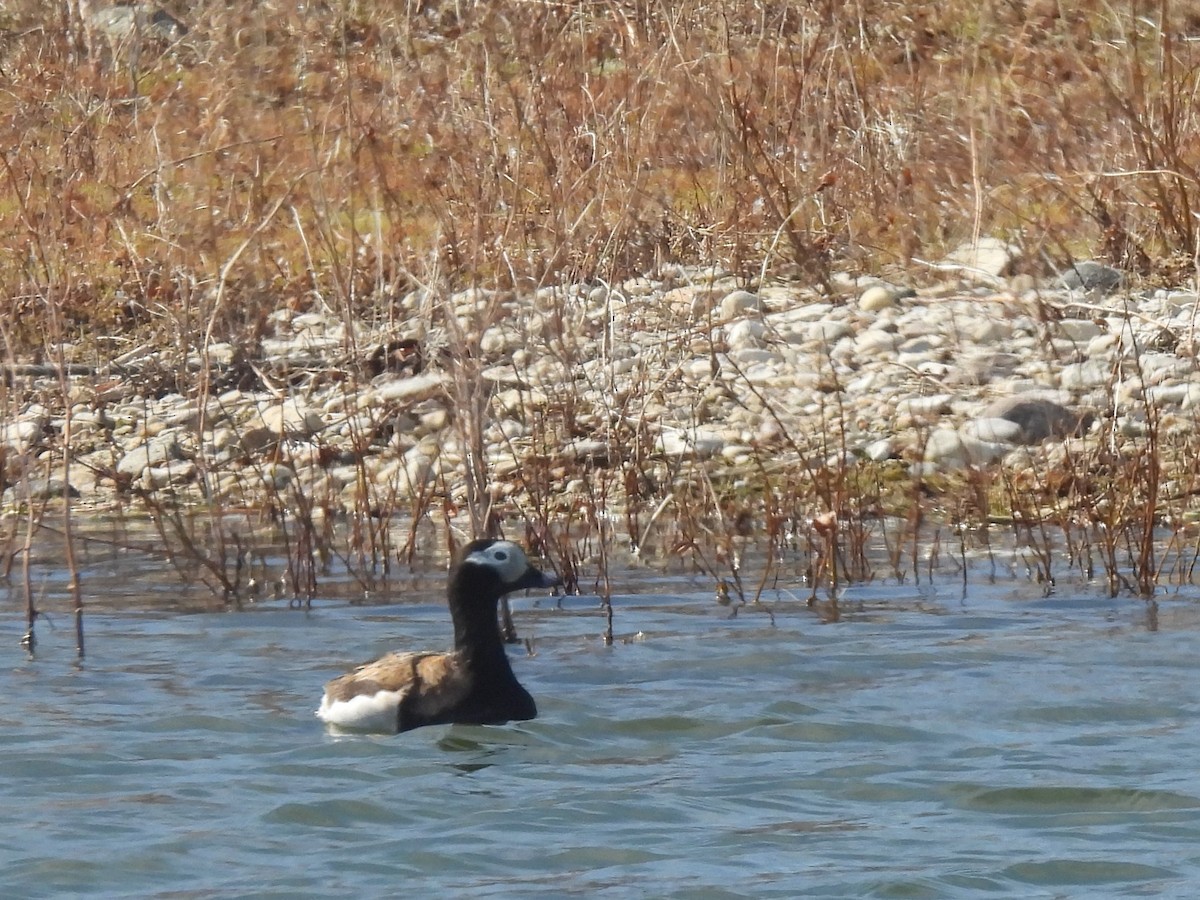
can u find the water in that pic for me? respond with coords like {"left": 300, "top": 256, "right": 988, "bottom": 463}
{"left": 3, "top": 569, "right": 1200, "bottom": 898}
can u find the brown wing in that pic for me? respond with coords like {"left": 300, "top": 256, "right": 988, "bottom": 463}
{"left": 406, "top": 652, "right": 474, "bottom": 719}
{"left": 323, "top": 650, "right": 472, "bottom": 715}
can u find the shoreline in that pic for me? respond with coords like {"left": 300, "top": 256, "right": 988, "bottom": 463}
{"left": 3, "top": 261, "right": 1200, "bottom": 600}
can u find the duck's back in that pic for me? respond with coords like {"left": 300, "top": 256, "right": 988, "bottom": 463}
{"left": 317, "top": 650, "right": 471, "bottom": 732}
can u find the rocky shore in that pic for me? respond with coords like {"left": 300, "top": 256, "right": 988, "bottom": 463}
{"left": 1, "top": 248, "right": 1196, "bottom": 523}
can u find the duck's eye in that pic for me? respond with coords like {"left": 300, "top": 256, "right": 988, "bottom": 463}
{"left": 494, "top": 551, "right": 508, "bottom": 561}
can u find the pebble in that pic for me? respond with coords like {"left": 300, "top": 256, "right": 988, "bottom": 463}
{"left": 922, "top": 428, "right": 1008, "bottom": 470}
{"left": 0, "top": 419, "right": 44, "bottom": 453}
{"left": 961, "top": 417, "right": 1024, "bottom": 444}
{"left": 1058, "top": 261, "right": 1123, "bottom": 294}
{"left": 1145, "top": 384, "right": 1191, "bottom": 407}
{"left": 898, "top": 395, "right": 954, "bottom": 417}
{"left": 142, "top": 461, "right": 197, "bottom": 490}
{"left": 1056, "top": 319, "right": 1104, "bottom": 342}
{"left": 116, "top": 433, "right": 182, "bottom": 478}
{"left": 3, "top": 478, "right": 79, "bottom": 502}
{"left": 720, "top": 290, "right": 762, "bottom": 319}
{"left": 261, "top": 463, "right": 296, "bottom": 490}
{"left": 859, "top": 284, "right": 900, "bottom": 312}
{"left": 370, "top": 373, "right": 446, "bottom": 404}
{"left": 86, "top": 3, "right": 187, "bottom": 42}
{"left": 944, "top": 237, "right": 1018, "bottom": 280}
{"left": 2, "top": 240, "right": 1189, "bottom": 513}
{"left": 1060, "top": 360, "right": 1112, "bottom": 391}
{"left": 259, "top": 401, "right": 327, "bottom": 438}
{"left": 978, "top": 396, "right": 1089, "bottom": 443}
{"left": 966, "top": 318, "right": 1012, "bottom": 345}
{"left": 725, "top": 319, "right": 766, "bottom": 351}
{"left": 861, "top": 438, "right": 896, "bottom": 462}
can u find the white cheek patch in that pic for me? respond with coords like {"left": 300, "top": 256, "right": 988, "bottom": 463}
{"left": 465, "top": 541, "right": 528, "bottom": 584}
{"left": 316, "top": 690, "right": 404, "bottom": 733}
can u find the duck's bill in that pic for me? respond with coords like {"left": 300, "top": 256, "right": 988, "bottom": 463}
{"left": 513, "top": 565, "right": 562, "bottom": 591}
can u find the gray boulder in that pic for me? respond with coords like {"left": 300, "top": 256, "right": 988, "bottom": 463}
{"left": 1058, "top": 261, "right": 1123, "bottom": 294}
{"left": 980, "top": 396, "right": 1092, "bottom": 444}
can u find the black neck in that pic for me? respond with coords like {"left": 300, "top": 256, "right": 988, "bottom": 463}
{"left": 452, "top": 602, "right": 510, "bottom": 664}
{"left": 448, "top": 569, "right": 514, "bottom": 672}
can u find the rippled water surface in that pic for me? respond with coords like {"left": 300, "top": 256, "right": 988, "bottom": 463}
{"left": 4, "top": 567, "right": 1200, "bottom": 898}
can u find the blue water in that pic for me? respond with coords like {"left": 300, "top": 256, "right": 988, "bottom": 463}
{"left": 3, "top": 572, "right": 1199, "bottom": 898}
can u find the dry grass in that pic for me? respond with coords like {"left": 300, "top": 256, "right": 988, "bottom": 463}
{"left": 1, "top": 1, "right": 1198, "bottom": 351}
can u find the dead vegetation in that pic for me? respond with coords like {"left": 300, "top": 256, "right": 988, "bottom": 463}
{"left": 1, "top": 1, "right": 1198, "bottom": 346}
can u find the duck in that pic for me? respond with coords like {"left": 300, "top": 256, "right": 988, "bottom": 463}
{"left": 316, "top": 539, "right": 561, "bottom": 733}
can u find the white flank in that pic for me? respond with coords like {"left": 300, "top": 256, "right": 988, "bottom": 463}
{"left": 316, "top": 689, "right": 404, "bottom": 733}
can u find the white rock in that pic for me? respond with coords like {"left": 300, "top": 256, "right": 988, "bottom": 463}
{"left": 966, "top": 318, "right": 1013, "bottom": 345}
{"left": 922, "top": 427, "right": 1009, "bottom": 469}
{"left": 962, "top": 417, "right": 1024, "bottom": 444}
{"left": 419, "top": 408, "right": 449, "bottom": 432}
{"left": 897, "top": 394, "right": 953, "bottom": 416}
{"left": 778, "top": 302, "right": 833, "bottom": 324}
{"left": 1161, "top": 291, "right": 1200, "bottom": 313}
{"left": 1139, "top": 352, "right": 1192, "bottom": 385}
{"left": 217, "top": 389, "right": 248, "bottom": 408}
{"left": 495, "top": 388, "right": 549, "bottom": 415}
{"left": 806, "top": 320, "right": 853, "bottom": 344}
{"left": 922, "top": 428, "right": 970, "bottom": 468}
{"left": 898, "top": 336, "right": 941, "bottom": 355}
{"left": 720, "top": 290, "right": 762, "bottom": 319}
{"left": 486, "top": 419, "right": 528, "bottom": 441}
{"left": 844, "top": 371, "right": 886, "bottom": 394}
{"left": 566, "top": 439, "right": 610, "bottom": 461}
{"left": 1059, "top": 360, "right": 1112, "bottom": 391}
{"left": 898, "top": 350, "right": 943, "bottom": 371}
{"left": 657, "top": 429, "right": 725, "bottom": 458}
{"left": 1180, "top": 384, "right": 1200, "bottom": 409}
{"left": 862, "top": 438, "right": 895, "bottom": 461}
{"left": 944, "top": 237, "right": 1017, "bottom": 279}
{"left": 141, "top": 460, "right": 197, "bottom": 490}
{"left": 370, "top": 373, "right": 446, "bottom": 405}
{"left": 0, "top": 419, "right": 43, "bottom": 453}
{"left": 117, "top": 433, "right": 181, "bottom": 478}
{"left": 259, "top": 400, "right": 326, "bottom": 438}
{"left": 1145, "top": 384, "right": 1191, "bottom": 407}
{"left": 674, "top": 357, "right": 713, "bottom": 382}
{"left": 398, "top": 440, "right": 439, "bottom": 493}
{"left": 261, "top": 463, "right": 295, "bottom": 490}
{"left": 480, "top": 326, "right": 518, "bottom": 355}
{"left": 1056, "top": 319, "right": 1104, "bottom": 342}
{"left": 726, "top": 318, "right": 767, "bottom": 350}
{"left": 828, "top": 335, "right": 857, "bottom": 364}
{"left": 859, "top": 284, "right": 899, "bottom": 312}
{"left": 854, "top": 329, "right": 902, "bottom": 356}
{"left": 730, "top": 348, "right": 779, "bottom": 368}
{"left": 741, "top": 363, "right": 782, "bottom": 385}
{"left": 1084, "top": 336, "right": 1118, "bottom": 360}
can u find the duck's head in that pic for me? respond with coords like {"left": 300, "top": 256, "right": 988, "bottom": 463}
{"left": 451, "top": 539, "right": 561, "bottom": 602}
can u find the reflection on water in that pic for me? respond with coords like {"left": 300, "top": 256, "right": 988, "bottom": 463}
{"left": 2, "top": 555, "right": 1200, "bottom": 897}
